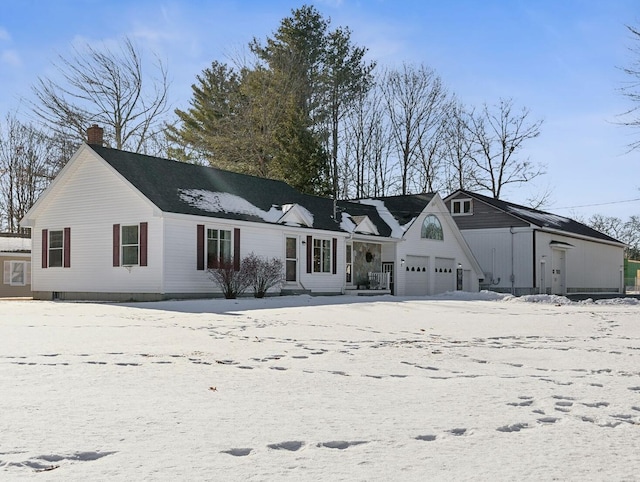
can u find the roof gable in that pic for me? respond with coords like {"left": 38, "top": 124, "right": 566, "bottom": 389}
{"left": 278, "top": 204, "right": 314, "bottom": 227}
{"left": 451, "top": 190, "right": 623, "bottom": 244}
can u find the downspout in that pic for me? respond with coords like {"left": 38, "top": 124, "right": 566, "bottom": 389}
{"left": 532, "top": 229, "right": 536, "bottom": 293}
{"left": 510, "top": 227, "right": 515, "bottom": 295}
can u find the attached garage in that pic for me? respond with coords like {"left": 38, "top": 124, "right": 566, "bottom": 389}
{"left": 404, "top": 255, "right": 429, "bottom": 296}
{"left": 434, "top": 257, "right": 455, "bottom": 294}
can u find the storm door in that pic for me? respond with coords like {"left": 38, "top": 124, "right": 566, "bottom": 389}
{"left": 285, "top": 237, "right": 298, "bottom": 283}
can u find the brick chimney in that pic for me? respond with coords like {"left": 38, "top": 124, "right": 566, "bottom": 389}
{"left": 87, "top": 124, "right": 104, "bottom": 146}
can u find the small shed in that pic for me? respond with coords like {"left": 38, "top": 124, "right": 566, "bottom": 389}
{"left": 0, "top": 233, "right": 32, "bottom": 298}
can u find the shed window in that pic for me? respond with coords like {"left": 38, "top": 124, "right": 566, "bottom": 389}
{"left": 4, "top": 260, "right": 30, "bottom": 286}
{"left": 421, "top": 215, "right": 444, "bottom": 240}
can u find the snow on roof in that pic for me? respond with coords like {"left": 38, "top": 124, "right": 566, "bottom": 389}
{"left": 356, "top": 199, "right": 413, "bottom": 238}
{"left": 339, "top": 213, "right": 357, "bottom": 233}
{"left": 0, "top": 236, "right": 31, "bottom": 253}
{"left": 178, "top": 189, "right": 283, "bottom": 224}
{"left": 280, "top": 204, "right": 314, "bottom": 227}
{"left": 507, "top": 206, "right": 569, "bottom": 228}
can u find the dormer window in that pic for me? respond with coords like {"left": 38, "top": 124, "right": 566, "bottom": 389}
{"left": 452, "top": 199, "right": 472, "bottom": 216}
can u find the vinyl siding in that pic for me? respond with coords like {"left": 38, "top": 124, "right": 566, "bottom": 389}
{"left": 30, "top": 149, "right": 162, "bottom": 294}
{"left": 163, "top": 217, "right": 283, "bottom": 294}
{"left": 446, "top": 194, "right": 529, "bottom": 230}
{"left": 535, "top": 231, "right": 624, "bottom": 294}
{"left": 460, "top": 227, "right": 534, "bottom": 293}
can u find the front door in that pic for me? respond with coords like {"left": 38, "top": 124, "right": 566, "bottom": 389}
{"left": 551, "top": 249, "right": 566, "bottom": 295}
{"left": 285, "top": 237, "right": 298, "bottom": 283}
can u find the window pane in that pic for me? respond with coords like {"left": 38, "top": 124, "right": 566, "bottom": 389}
{"left": 50, "top": 230, "right": 63, "bottom": 249}
{"left": 207, "top": 239, "right": 219, "bottom": 268}
{"left": 313, "top": 239, "right": 321, "bottom": 272}
{"left": 122, "top": 246, "right": 139, "bottom": 265}
{"left": 463, "top": 201, "right": 471, "bottom": 213}
{"left": 322, "top": 240, "right": 331, "bottom": 273}
{"left": 122, "top": 225, "right": 139, "bottom": 245}
{"left": 11, "top": 263, "right": 25, "bottom": 285}
{"left": 422, "top": 215, "right": 443, "bottom": 240}
{"left": 220, "top": 238, "right": 231, "bottom": 262}
{"left": 49, "top": 248, "right": 63, "bottom": 267}
{"left": 346, "top": 245, "right": 352, "bottom": 263}
{"left": 286, "top": 238, "right": 296, "bottom": 259}
{"left": 286, "top": 260, "right": 296, "bottom": 281}
{"left": 453, "top": 202, "right": 461, "bottom": 214}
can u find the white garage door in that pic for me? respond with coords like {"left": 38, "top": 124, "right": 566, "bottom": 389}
{"left": 405, "top": 255, "right": 429, "bottom": 296}
{"left": 434, "top": 257, "right": 455, "bottom": 294}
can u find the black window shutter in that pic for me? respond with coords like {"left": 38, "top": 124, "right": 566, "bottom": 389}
{"left": 113, "top": 224, "right": 120, "bottom": 267}
{"left": 332, "top": 237, "right": 337, "bottom": 274}
{"left": 306, "top": 236, "right": 312, "bottom": 273}
{"left": 63, "top": 227, "right": 71, "bottom": 268}
{"left": 233, "top": 228, "right": 240, "bottom": 271}
{"left": 140, "top": 222, "right": 148, "bottom": 267}
{"left": 196, "top": 224, "right": 205, "bottom": 270}
{"left": 41, "top": 229, "right": 48, "bottom": 269}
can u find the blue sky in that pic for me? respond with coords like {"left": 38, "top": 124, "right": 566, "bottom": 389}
{"left": 1, "top": 0, "right": 639, "bottom": 220}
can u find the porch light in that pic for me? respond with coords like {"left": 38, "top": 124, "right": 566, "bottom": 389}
{"left": 401, "top": 258, "right": 405, "bottom": 266}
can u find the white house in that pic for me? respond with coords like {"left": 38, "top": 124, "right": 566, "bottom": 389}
{"left": 444, "top": 190, "right": 626, "bottom": 296}
{"left": 20, "top": 128, "right": 481, "bottom": 301}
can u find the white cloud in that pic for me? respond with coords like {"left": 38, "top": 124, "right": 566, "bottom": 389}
{"left": 1, "top": 49, "right": 21, "bottom": 67}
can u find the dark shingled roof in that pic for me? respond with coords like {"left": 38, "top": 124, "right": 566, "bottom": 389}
{"left": 91, "top": 145, "right": 391, "bottom": 235}
{"left": 458, "top": 190, "right": 624, "bottom": 245}
{"left": 336, "top": 200, "right": 392, "bottom": 237}
{"left": 369, "top": 193, "right": 436, "bottom": 226}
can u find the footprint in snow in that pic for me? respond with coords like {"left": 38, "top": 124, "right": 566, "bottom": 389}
{"left": 496, "top": 423, "right": 529, "bottom": 433}
{"left": 537, "top": 417, "right": 558, "bottom": 424}
{"left": 317, "top": 441, "right": 368, "bottom": 450}
{"left": 267, "top": 441, "right": 304, "bottom": 451}
{"left": 415, "top": 434, "right": 437, "bottom": 441}
{"left": 221, "top": 448, "right": 252, "bottom": 457}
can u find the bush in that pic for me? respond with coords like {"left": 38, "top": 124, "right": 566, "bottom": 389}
{"left": 207, "top": 258, "right": 251, "bottom": 299}
{"left": 243, "top": 253, "right": 285, "bottom": 298}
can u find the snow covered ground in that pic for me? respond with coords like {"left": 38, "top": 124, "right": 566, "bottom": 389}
{"left": 1, "top": 292, "right": 640, "bottom": 481}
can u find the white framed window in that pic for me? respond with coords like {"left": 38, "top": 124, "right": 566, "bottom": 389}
{"left": 49, "top": 230, "right": 64, "bottom": 267}
{"left": 313, "top": 238, "right": 331, "bottom": 273}
{"left": 452, "top": 199, "right": 472, "bottom": 216}
{"left": 345, "top": 244, "right": 352, "bottom": 283}
{"left": 421, "top": 214, "right": 444, "bottom": 240}
{"left": 207, "top": 228, "right": 232, "bottom": 268}
{"left": 121, "top": 225, "right": 140, "bottom": 266}
{"left": 3, "top": 260, "right": 30, "bottom": 286}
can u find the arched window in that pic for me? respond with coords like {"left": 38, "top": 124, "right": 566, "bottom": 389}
{"left": 421, "top": 214, "right": 443, "bottom": 240}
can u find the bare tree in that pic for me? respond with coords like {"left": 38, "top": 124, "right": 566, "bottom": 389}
{"left": 381, "top": 63, "right": 449, "bottom": 195}
{"left": 0, "top": 113, "right": 55, "bottom": 232}
{"left": 618, "top": 25, "right": 640, "bottom": 152}
{"left": 586, "top": 213, "right": 640, "bottom": 259}
{"left": 440, "top": 101, "right": 478, "bottom": 194}
{"left": 466, "top": 98, "right": 544, "bottom": 199}
{"left": 342, "top": 83, "right": 393, "bottom": 198}
{"left": 30, "top": 37, "right": 170, "bottom": 154}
